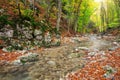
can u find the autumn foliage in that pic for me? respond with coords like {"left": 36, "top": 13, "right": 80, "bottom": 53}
{"left": 0, "top": 49, "right": 22, "bottom": 62}
{"left": 66, "top": 48, "right": 120, "bottom": 80}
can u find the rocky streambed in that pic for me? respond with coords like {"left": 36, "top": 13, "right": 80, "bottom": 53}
{"left": 0, "top": 34, "right": 120, "bottom": 80}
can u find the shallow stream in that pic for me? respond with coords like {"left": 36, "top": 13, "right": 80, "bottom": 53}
{"left": 0, "top": 34, "right": 119, "bottom": 80}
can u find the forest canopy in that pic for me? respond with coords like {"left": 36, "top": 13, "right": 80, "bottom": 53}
{"left": 0, "top": 0, "right": 119, "bottom": 34}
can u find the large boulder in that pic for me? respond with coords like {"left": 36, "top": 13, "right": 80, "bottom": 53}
{"left": 34, "top": 29, "right": 43, "bottom": 40}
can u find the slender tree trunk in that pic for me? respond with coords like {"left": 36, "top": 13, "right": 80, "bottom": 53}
{"left": 113, "top": 0, "right": 120, "bottom": 23}
{"left": 18, "top": 3, "right": 21, "bottom": 17}
{"left": 16, "top": 0, "right": 18, "bottom": 6}
{"left": 67, "top": 17, "right": 70, "bottom": 34}
{"left": 56, "top": 0, "right": 62, "bottom": 32}
{"left": 100, "top": 1, "right": 106, "bottom": 31}
{"left": 29, "top": 0, "right": 35, "bottom": 15}
{"left": 25, "top": 0, "right": 27, "bottom": 7}
{"left": 21, "top": 0, "right": 27, "bottom": 7}
{"left": 33, "top": 0, "right": 35, "bottom": 12}
{"left": 27, "top": 0, "right": 45, "bottom": 15}
{"left": 71, "top": 0, "right": 82, "bottom": 32}
{"left": 45, "top": 0, "right": 51, "bottom": 24}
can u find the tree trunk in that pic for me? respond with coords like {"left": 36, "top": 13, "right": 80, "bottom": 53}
{"left": 113, "top": 0, "right": 120, "bottom": 23}
{"left": 56, "top": 0, "right": 62, "bottom": 32}
{"left": 100, "top": 1, "right": 107, "bottom": 31}
{"left": 71, "top": 0, "right": 82, "bottom": 32}
{"left": 45, "top": 0, "right": 51, "bottom": 24}
{"left": 18, "top": 3, "right": 21, "bottom": 17}
{"left": 16, "top": 0, "right": 19, "bottom": 6}
{"left": 27, "top": 0, "right": 45, "bottom": 14}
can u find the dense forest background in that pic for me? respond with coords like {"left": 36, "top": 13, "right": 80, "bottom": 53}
{"left": 0, "top": 0, "right": 119, "bottom": 32}
{"left": 0, "top": 0, "right": 120, "bottom": 50}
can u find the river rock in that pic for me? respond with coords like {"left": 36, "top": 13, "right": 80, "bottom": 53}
{"left": 23, "top": 31, "right": 33, "bottom": 39}
{"left": 47, "top": 60, "right": 56, "bottom": 66}
{"left": 103, "top": 65, "right": 116, "bottom": 78}
{"left": 0, "top": 32, "right": 4, "bottom": 37}
{"left": 113, "top": 42, "right": 119, "bottom": 46}
{"left": 44, "top": 32, "right": 51, "bottom": 43}
{"left": 0, "top": 9, "right": 4, "bottom": 13}
{"left": 78, "top": 47, "right": 89, "bottom": 51}
{"left": 12, "top": 60, "right": 22, "bottom": 66}
{"left": 20, "top": 53, "right": 39, "bottom": 64}
{"left": 34, "top": 29, "right": 42, "bottom": 36}
{"left": 108, "top": 47, "right": 116, "bottom": 51}
{"left": 68, "top": 53, "right": 81, "bottom": 58}
{"left": 5, "top": 30, "right": 14, "bottom": 38}
{"left": 36, "top": 35, "right": 42, "bottom": 40}
{"left": 88, "top": 52, "right": 96, "bottom": 56}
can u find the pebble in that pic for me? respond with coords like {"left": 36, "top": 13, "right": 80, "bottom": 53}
{"left": 78, "top": 47, "right": 89, "bottom": 50}
{"left": 12, "top": 60, "right": 22, "bottom": 66}
{"left": 47, "top": 60, "right": 56, "bottom": 66}
{"left": 108, "top": 48, "right": 115, "bottom": 51}
{"left": 88, "top": 52, "right": 96, "bottom": 56}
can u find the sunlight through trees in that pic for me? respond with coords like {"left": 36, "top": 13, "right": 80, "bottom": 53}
{"left": 94, "top": 0, "right": 103, "bottom": 2}
{"left": 0, "top": 0, "right": 119, "bottom": 34}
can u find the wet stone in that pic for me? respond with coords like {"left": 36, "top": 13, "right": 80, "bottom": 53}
{"left": 88, "top": 52, "right": 96, "bottom": 56}
{"left": 36, "top": 35, "right": 42, "bottom": 40}
{"left": 68, "top": 53, "right": 82, "bottom": 58}
{"left": 20, "top": 53, "right": 39, "bottom": 63}
{"left": 108, "top": 47, "right": 116, "bottom": 51}
{"left": 78, "top": 47, "right": 89, "bottom": 50}
{"left": 47, "top": 60, "right": 56, "bottom": 66}
{"left": 34, "top": 29, "right": 42, "bottom": 36}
